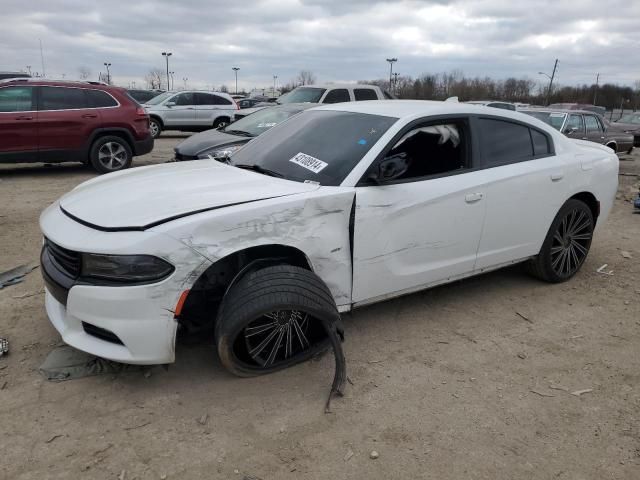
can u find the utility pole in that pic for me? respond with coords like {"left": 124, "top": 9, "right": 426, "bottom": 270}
{"left": 162, "top": 52, "right": 172, "bottom": 90}
{"left": 386, "top": 58, "right": 397, "bottom": 93}
{"left": 593, "top": 73, "right": 600, "bottom": 105}
{"left": 273, "top": 75, "right": 278, "bottom": 97}
{"left": 545, "top": 59, "right": 558, "bottom": 106}
{"left": 103, "top": 62, "right": 111, "bottom": 84}
{"left": 232, "top": 67, "right": 240, "bottom": 94}
{"left": 39, "top": 39, "right": 46, "bottom": 77}
{"left": 183, "top": 77, "right": 188, "bottom": 90}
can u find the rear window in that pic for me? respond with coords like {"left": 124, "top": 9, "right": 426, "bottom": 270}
{"left": 322, "top": 89, "right": 350, "bottom": 104}
{"left": 40, "top": 86, "right": 87, "bottom": 110}
{"left": 523, "top": 111, "right": 566, "bottom": 131}
{"left": 531, "top": 129, "right": 551, "bottom": 156}
{"left": 354, "top": 88, "right": 378, "bottom": 101}
{"left": 87, "top": 90, "right": 118, "bottom": 108}
{"left": 278, "top": 87, "right": 326, "bottom": 104}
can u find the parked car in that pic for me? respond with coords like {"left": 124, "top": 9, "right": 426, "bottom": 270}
{"left": 232, "top": 104, "right": 272, "bottom": 121}
{"left": 0, "top": 79, "right": 153, "bottom": 172}
{"left": 0, "top": 72, "right": 31, "bottom": 80}
{"left": 549, "top": 103, "right": 606, "bottom": 116}
{"left": 174, "top": 103, "right": 313, "bottom": 161}
{"left": 143, "top": 90, "right": 238, "bottom": 138}
{"left": 237, "top": 97, "right": 266, "bottom": 109}
{"left": 613, "top": 112, "right": 640, "bottom": 148}
{"left": 40, "top": 101, "right": 617, "bottom": 375}
{"left": 522, "top": 108, "right": 634, "bottom": 153}
{"left": 466, "top": 100, "right": 516, "bottom": 111}
{"left": 127, "top": 89, "right": 164, "bottom": 103}
{"left": 277, "top": 84, "right": 391, "bottom": 105}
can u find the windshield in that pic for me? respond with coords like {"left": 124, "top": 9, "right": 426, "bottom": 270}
{"left": 523, "top": 111, "right": 566, "bottom": 131}
{"left": 144, "top": 92, "right": 174, "bottom": 105}
{"left": 229, "top": 110, "right": 397, "bottom": 186}
{"left": 617, "top": 113, "right": 640, "bottom": 125}
{"left": 225, "top": 107, "right": 303, "bottom": 137}
{"left": 278, "top": 87, "right": 326, "bottom": 104}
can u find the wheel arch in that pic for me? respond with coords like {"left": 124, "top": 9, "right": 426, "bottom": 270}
{"left": 569, "top": 191, "right": 599, "bottom": 223}
{"left": 213, "top": 115, "right": 231, "bottom": 127}
{"left": 86, "top": 128, "right": 135, "bottom": 163}
{"left": 149, "top": 114, "right": 164, "bottom": 127}
{"left": 604, "top": 141, "right": 617, "bottom": 152}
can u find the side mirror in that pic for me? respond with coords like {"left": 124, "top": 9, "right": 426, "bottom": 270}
{"left": 368, "top": 155, "right": 409, "bottom": 184}
{"left": 165, "top": 101, "right": 176, "bottom": 107}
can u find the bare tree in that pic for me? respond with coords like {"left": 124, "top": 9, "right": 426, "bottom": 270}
{"left": 145, "top": 69, "right": 164, "bottom": 90}
{"left": 297, "top": 70, "right": 316, "bottom": 86}
{"left": 219, "top": 84, "right": 229, "bottom": 93}
{"left": 78, "top": 66, "right": 91, "bottom": 80}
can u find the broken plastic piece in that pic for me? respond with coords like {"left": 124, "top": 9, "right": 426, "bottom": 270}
{"left": 0, "top": 337, "right": 8, "bottom": 356}
{"left": 0, "top": 264, "right": 38, "bottom": 289}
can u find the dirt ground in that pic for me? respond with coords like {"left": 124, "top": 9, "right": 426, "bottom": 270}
{"left": 1, "top": 135, "right": 639, "bottom": 480}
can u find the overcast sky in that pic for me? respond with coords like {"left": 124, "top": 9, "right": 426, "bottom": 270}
{"left": 2, "top": 0, "right": 639, "bottom": 91}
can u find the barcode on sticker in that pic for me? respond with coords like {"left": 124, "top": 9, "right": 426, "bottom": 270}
{"left": 289, "top": 152, "right": 328, "bottom": 174}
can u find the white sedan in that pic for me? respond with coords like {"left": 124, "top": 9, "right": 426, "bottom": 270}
{"left": 40, "top": 100, "right": 618, "bottom": 375}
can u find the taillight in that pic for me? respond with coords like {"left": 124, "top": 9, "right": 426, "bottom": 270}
{"left": 136, "top": 107, "right": 147, "bottom": 116}
{"left": 233, "top": 99, "right": 239, "bottom": 110}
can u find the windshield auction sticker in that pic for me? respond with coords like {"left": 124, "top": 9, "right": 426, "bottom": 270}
{"left": 289, "top": 152, "right": 328, "bottom": 174}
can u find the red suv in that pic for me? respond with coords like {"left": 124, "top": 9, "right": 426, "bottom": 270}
{"left": 0, "top": 79, "right": 153, "bottom": 173}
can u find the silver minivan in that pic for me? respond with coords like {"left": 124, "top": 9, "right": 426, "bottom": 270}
{"left": 143, "top": 90, "right": 237, "bottom": 138}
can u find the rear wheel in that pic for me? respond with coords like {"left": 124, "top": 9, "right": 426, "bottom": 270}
{"left": 215, "top": 265, "right": 337, "bottom": 377}
{"left": 527, "top": 199, "right": 594, "bottom": 283}
{"left": 149, "top": 118, "right": 162, "bottom": 138}
{"left": 213, "top": 117, "right": 230, "bottom": 129}
{"left": 89, "top": 136, "right": 132, "bottom": 174}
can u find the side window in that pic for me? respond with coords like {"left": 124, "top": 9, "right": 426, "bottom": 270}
{"left": 173, "top": 93, "right": 194, "bottom": 106}
{"left": 212, "top": 95, "right": 232, "bottom": 105}
{"left": 322, "top": 89, "right": 350, "bottom": 104}
{"left": 377, "top": 121, "right": 468, "bottom": 182}
{"left": 0, "top": 87, "right": 34, "bottom": 112}
{"left": 194, "top": 93, "right": 216, "bottom": 105}
{"left": 531, "top": 129, "right": 551, "bottom": 156}
{"left": 565, "top": 114, "right": 584, "bottom": 134}
{"left": 40, "top": 87, "right": 87, "bottom": 110}
{"left": 87, "top": 90, "right": 118, "bottom": 108}
{"left": 354, "top": 89, "right": 378, "bottom": 101}
{"left": 585, "top": 115, "right": 601, "bottom": 133}
{"left": 477, "top": 118, "right": 533, "bottom": 165}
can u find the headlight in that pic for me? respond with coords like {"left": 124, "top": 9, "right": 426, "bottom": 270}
{"left": 198, "top": 144, "right": 244, "bottom": 160}
{"left": 81, "top": 254, "right": 174, "bottom": 283}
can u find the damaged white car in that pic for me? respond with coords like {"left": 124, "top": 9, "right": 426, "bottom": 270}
{"left": 40, "top": 100, "right": 618, "bottom": 374}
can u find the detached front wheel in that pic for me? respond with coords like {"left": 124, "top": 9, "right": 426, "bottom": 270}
{"left": 215, "top": 265, "right": 338, "bottom": 377}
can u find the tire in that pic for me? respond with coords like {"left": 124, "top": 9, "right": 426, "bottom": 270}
{"left": 526, "top": 199, "right": 594, "bottom": 283}
{"left": 213, "top": 117, "right": 230, "bottom": 129}
{"left": 149, "top": 118, "right": 162, "bottom": 138}
{"left": 627, "top": 146, "right": 634, "bottom": 155}
{"left": 216, "top": 265, "right": 338, "bottom": 377}
{"left": 89, "top": 136, "right": 133, "bottom": 174}
{"left": 605, "top": 143, "right": 617, "bottom": 153}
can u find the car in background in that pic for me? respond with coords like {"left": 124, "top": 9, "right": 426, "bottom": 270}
{"left": 0, "top": 72, "right": 31, "bottom": 80}
{"left": 277, "top": 84, "right": 391, "bottom": 105}
{"left": 466, "top": 100, "right": 516, "bottom": 111}
{"left": 0, "top": 79, "right": 153, "bottom": 173}
{"left": 174, "top": 103, "right": 313, "bottom": 161}
{"left": 613, "top": 112, "right": 640, "bottom": 148}
{"left": 522, "top": 108, "right": 633, "bottom": 153}
{"left": 548, "top": 103, "right": 606, "bottom": 116}
{"left": 237, "top": 97, "right": 268, "bottom": 109}
{"left": 143, "top": 90, "right": 238, "bottom": 138}
{"left": 127, "top": 89, "right": 164, "bottom": 103}
{"left": 40, "top": 100, "right": 617, "bottom": 372}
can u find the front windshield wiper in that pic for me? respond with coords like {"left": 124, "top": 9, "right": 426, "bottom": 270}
{"left": 234, "top": 164, "right": 283, "bottom": 178}
{"left": 223, "top": 129, "right": 255, "bottom": 137}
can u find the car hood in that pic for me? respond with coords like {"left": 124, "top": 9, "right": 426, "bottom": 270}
{"left": 59, "top": 161, "right": 320, "bottom": 231}
{"left": 175, "top": 129, "right": 249, "bottom": 157}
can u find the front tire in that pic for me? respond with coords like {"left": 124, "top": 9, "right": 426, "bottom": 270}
{"left": 215, "top": 265, "right": 338, "bottom": 377}
{"left": 527, "top": 199, "right": 594, "bottom": 283}
{"left": 213, "top": 117, "right": 230, "bottom": 129}
{"left": 89, "top": 136, "right": 133, "bottom": 174}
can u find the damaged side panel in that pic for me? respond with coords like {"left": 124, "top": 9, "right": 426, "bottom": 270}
{"left": 153, "top": 188, "right": 356, "bottom": 309}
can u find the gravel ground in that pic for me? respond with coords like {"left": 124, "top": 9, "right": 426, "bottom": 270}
{"left": 0, "top": 135, "right": 639, "bottom": 480}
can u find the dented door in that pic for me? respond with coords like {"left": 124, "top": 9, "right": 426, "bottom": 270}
{"left": 351, "top": 172, "right": 488, "bottom": 305}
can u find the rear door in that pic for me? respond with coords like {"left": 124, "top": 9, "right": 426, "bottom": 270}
{"left": 37, "top": 86, "right": 102, "bottom": 159}
{"left": 163, "top": 92, "right": 195, "bottom": 127}
{"left": 584, "top": 114, "right": 605, "bottom": 145}
{"left": 474, "top": 117, "right": 569, "bottom": 269}
{"left": 564, "top": 113, "right": 586, "bottom": 140}
{"left": 0, "top": 85, "right": 37, "bottom": 161}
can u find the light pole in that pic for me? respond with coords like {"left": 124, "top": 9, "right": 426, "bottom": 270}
{"left": 161, "top": 52, "right": 172, "bottom": 90}
{"left": 26, "top": 65, "right": 31, "bottom": 75}
{"left": 273, "top": 75, "right": 278, "bottom": 97}
{"left": 538, "top": 58, "right": 558, "bottom": 106}
{"left": 183, "top": 77, "right": 188, "bottom": 90}
{"left": 393, "top": 72, "right": 400, "bottom": 93}
{"left": 232, "top": 67, "right": 240, "bottom": 94}
{"left": 386, "top": 58, "right": 397, "bottom": 93}
{"left": 169, "top": 71, "right": 175, "bottom": 90}
{"left": 593, "top": 73, "right": 600, "bottom": 105}
{"left": 103, "top": 62, "right": 111, "bottom": 84}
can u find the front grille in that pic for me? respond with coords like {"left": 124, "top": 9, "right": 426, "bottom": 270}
{"left": 45, "top": 238, "right": 81, "bottom": 278}
{"left": 82, "top": 322, "right": 124, "bottom": 345}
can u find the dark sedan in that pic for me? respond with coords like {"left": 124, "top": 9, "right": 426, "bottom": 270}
{"left": 522, "top": 109, "right": 634, "bottom": 154}
{"left": 174, "top": 103, "right": 313, "bottom": 161}
{"left": 613, "top": 112, "right": 640, "bottom": 148}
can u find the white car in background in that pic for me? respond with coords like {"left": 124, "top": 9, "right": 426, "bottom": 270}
{"left": 143, "top": 90, "right": 238, "bottom": 138}
{"left": 40, "top": 101, "right": 617, "bottom": 376}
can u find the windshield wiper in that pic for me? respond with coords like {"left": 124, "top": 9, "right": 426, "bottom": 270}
{"left": 234, "top": 164, "right": 283, "bottom": 178}
{"left": 223, "top": 129, "right": 254, "bottom": 137}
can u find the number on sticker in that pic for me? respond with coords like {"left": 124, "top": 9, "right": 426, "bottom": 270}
{"left": 289, "top": 152, "right": 328, "bottom": 174}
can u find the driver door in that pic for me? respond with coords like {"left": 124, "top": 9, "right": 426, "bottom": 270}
{"left": 351, "top": 118, "right": 488, "bottom": 305}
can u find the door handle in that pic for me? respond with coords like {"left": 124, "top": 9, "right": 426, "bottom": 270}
{"left": 81, "top": 113, "right": 98, "bottom": 119}
{"left": 185, "top": 107, "right": 195, "bottom": 110}
{"left": 550, "top": 172, "right": 564, "bottom": 181}
{"left": 15, "top": 115, "right": 33, "bottom": 120}
{"left": 465, "top": 193, "right": 483, "bottom": 203}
